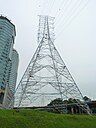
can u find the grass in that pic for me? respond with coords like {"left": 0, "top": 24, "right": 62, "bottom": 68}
{"left": 0, "top": 109, "right": 96, "bottom": 128}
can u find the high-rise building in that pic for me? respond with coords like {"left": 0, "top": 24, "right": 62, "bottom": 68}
{"left": 9, "top": 49, "right": 19, "bottom": 96}
{"left": 3, "top": 49, "right": 19, "bottom": 107}
{"left": 0, "top": 15, "right": 18, "bottom": 108}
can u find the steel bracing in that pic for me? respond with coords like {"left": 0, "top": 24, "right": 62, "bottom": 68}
{"left": 14, "top": 15, "right": 90, "bottom": 114}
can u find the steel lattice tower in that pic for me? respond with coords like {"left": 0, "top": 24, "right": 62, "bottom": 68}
{"left": 14, "top": 16, "right": 90, "bottom": 113}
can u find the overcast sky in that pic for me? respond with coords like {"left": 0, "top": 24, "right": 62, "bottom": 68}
{"left": 0, "top": 0, "right": 96, "bottom": 99}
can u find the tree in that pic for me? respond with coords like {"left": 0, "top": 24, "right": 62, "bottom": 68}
{"left": 83, "top": 96, "right": 91, "bottom": 102}
{"left": 47, "top": 98, "right": 63, "bottom": 106}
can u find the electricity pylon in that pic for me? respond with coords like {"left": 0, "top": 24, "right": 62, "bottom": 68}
{"left": 14, "top": 15, "right": 90, "bottom": 114}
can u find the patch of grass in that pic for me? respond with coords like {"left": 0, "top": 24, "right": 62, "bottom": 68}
{"left": 0, "top": 109, "right": 96, "bottom": 128}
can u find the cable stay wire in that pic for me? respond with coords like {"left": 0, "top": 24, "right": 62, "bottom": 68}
{"left": 55, "top": 0, "right": 83, "bottom": 28}
{"left": 55, "top": 0, "right": 90, "bottom": 40}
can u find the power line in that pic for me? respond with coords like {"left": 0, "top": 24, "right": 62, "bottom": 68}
{"left": 48, "top": 0, "right": 56, "bottom": 15}
{"left": 47, "top": 0, "right": 55, "bottom": 16}
{"left": 55, "top": 0, "right": 73, "bottom": 25}
{"left": 40, "top": 0, "right": 46, "bottom": 15}
{"left": 55, "top": 0, "right": 90, "bottom": 40}
{"left": 53, "top": 0, "right": 67, "bottom": 18}
{"left": 55, "top": 0, "right": 82, "bottom": 27}
{"left": 34, "top": 0, "right": 90, "bottom": 42}
{"left": 55, "top": 0, "right": 70, "bottom": 21}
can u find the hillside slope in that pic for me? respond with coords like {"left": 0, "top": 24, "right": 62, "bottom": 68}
{"left": 0, "top": 109, "right": 95, "bottom": 128}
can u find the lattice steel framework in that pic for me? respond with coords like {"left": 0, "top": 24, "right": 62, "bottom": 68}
{"left": 14, "top": 15, "right": 90, "bottom": 114}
